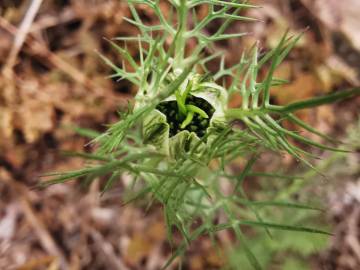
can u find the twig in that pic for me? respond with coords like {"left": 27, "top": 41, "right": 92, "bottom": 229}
{"left": 3, "top": 0, "right": 44, "bottom": 78}
{"left": 89, "top": 227, "right": 130, "bottom": 270}
{"left": 30, "top": 8, "right": 77, "bottom": 32}
{"left": 0, "top": 16, "right": 87, "bottom": 86}
{"left": 0, "top": 16, "right": 134, "bottom": 98}
{"left": 0, "top": 176, "right": 68, "bottom": 270}
{"left": 20, "top": 196, "right": 68, "bottom": 270}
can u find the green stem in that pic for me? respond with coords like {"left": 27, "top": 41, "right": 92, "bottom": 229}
{"left": 269, "top": 87, "right": 360, "bottom": 113}
{"left": 226, "top": 87, "right": 360, "bottom": 121}
{"left": 174, "top": 0, "right": 188, "bottom": 68}
{"left": 225, "top": 108, "right": 269, "bottom": 120}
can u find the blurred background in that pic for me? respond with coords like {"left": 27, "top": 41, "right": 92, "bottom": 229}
{"left": 0, "top": 0, "right": 359, "bottom": 269}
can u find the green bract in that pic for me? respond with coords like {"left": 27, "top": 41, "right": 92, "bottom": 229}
{"left": 141, "top": 71, "right": 228, "bottom": 159}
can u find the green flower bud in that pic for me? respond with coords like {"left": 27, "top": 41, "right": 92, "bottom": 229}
{"left": 139, "top": 72, "right": 228, "bottom": 159}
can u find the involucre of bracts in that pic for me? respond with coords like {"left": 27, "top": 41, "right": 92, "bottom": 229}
{"left": 141, "top": 71, "right": 228, "bottom": 159}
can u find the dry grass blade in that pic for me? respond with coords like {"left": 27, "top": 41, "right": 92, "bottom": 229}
{"left": 3, "top": 0, "right": 44, "bottom": 78}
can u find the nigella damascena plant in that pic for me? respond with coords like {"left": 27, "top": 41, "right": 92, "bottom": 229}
{"left": 139, "top": 71, "right": 227, "bottom": 159}
{"left": 43, "top": 0, "right": 360, "bottom": 267}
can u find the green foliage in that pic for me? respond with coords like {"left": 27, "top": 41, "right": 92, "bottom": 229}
{"left": 229, "top": 120, "right": 360, "bottom": 270}
{"left": 228, "top": 178, "right": 329, "bottom": 270}
{"left": 42, "top": 0, "right": 360, "bottom": 269}
{"left": 229, "top": 224, "right": 328, "bottom": 270}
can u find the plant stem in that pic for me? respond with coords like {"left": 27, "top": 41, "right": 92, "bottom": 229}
{"left": 225, "top": 108, "right": 270, "bottom": 120}
{"left": 269, "top": 87, "right": 360, "bottom": 114}
{"left": 174, "top": 0, "right": 188, "bottom": 68}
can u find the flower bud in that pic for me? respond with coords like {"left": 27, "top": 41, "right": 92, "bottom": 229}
{"left": 140, "top": 72, "right": 228, "bottom": 159}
